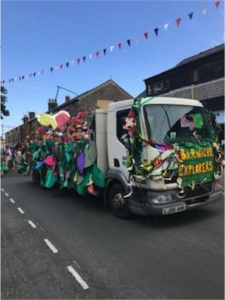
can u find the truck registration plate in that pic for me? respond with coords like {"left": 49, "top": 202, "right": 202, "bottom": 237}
{"left": 162, "top": 204, "right": 186, "bottom": 215}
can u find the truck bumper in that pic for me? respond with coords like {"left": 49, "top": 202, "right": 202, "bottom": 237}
{"left": 129, "top": 189, "right": 223, "bottom": 216}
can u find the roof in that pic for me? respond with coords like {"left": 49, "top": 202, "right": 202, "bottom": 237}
{"left": 144, "top": 43, "right": 224, "bottom": 82}
{"left": 50, "top": 79, "right": 133, "bottom": 112}
{"left": 162, "top": 77, "right": 224, "bottom": 101}
{"left": 176, "top": 44, "right": 224, "bottom": 67}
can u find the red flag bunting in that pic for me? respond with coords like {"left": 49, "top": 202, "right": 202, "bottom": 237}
{"left": 176, "top": 18, "right": 181, "bottom": 26}
{"left": 96, "top": 51, "right": 100, "bottom": 57}
{"left": 118, "top": 43, "right": 122, "bottom": 49}
{"left": 77, "top": 58, "right": 80, "bottom": 64}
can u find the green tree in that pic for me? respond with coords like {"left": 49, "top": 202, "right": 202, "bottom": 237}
{"left": 1, "top": 86, "right": 10, "bottom": 119}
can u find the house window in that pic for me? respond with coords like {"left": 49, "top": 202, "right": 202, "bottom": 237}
{"left": 192, "top": 59, "right": 224, "bottom": 83}
{"left": 148, "top": 79, "right": 170, "bottom": 95}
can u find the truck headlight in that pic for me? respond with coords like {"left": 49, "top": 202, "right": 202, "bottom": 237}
{"left": 148, "top": 193, "right": 173, "bottom": 204}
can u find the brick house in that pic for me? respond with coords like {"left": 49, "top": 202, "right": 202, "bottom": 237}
{"left": 5, "top": 79, "right": 132, "bottom": 146}
{"left": 139, "top": 44, "right": 224, "bottom": 123}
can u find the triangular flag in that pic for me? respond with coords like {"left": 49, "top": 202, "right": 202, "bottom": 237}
{"left": 127, "top": 39, "right": 131, "bottom": 46}
{"left": 70, "top": 60, "right": 75, "bottom": 65}
{"left": 83, "top": 56, "right": 86, "bottom": 62}
{"left": 109, "top": 45, "right": 114, "bottom": 52}
{"left": 154, "top": 28, "right": 159, "bottom": 36}
{"left": 188, "top": 12, "right": 194, "bottom": 20}
{"left": 41, "top": 70, "right": 44, "bottom": 74}
{"left": 202, "top": 7, "right": 207, "bottom": 14}
{"left": 103, "top": 48, "right": 107, "bottom": 55}
{"left": 55, "top": 65, "right": 58, "bottom": 69}
{"left": 118, "top": 43, "right": 122, "bottom": 49}
{"left": 96, "top": 51, "right": 100, "bottom": 57}
{"left": 135, "top": 37, "right": 140, "bottom": 43}
{"left": 176, "top": 18, "right": 181, "bottom": 26}
{"left": 33, "top": 73, "right": 36, "bottom": 77}
{"left": 66, "top": 62, "right": 69, "bottom": 68}
{"left": 60, "top": 64, "right": 63, "bottom": 69}
{"left": 37, "top": 71, "right": 41, "bottom": 75}
{"left": 144, "top": 31, "right": 149, "bottom": 39}
{"left": 50, "top": 67, "right": 54, "bottom": 72}
{"left": 22, "top": 76, "right": 25, "bottom": 80}
{"left": 89, "top": 54, "right": 93, "bottom": 60}
{"left": 215, "top": 1, "right": 221, "bottom": 8}
{"left": 164, "top": 22, "right": 170, "bottom": 30}
{"left": 77, "top": 58, "right": 80, "bottom": 64}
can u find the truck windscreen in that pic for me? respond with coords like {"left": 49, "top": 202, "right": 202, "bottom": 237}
{"left": 144, "top": 104, "right": 213, "bottom": 144}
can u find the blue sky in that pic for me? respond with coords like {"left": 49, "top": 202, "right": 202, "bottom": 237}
{"left": 1, "top": 0, "right": 224, "bottom": 134}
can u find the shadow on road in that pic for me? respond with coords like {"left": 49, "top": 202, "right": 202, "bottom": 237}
{"left": 3, "top": 171, "right": 224, "bottom": 229}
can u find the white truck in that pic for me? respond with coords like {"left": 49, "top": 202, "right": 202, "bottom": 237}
{"left": 94, "top": 97, "right": 223, "bottom": 218}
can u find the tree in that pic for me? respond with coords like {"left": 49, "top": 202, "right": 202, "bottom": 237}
{"left": 1, "top": 86, "right": 10, "bottom": 119}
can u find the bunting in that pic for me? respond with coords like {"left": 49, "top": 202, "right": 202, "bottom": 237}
{"left": 1, "top": 1, "right": 223, "bottom": 86}
{"left": 154, "top": 28, "right": 159, "bottom": 36}
{"left": 188, "top": 12, "right": 194, "bottom": 20}
{"left": 144, "top": 31, "right": 149, "bottom": 39}
{"left": 176, "top": 18, "right": 181, "bottom": 26}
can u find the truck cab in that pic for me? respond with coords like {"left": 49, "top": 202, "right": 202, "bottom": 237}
{"left": 95, "top": 97, "right": 223, "bottom": 218}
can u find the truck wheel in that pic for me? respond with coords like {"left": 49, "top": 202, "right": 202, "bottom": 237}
{"left": 109, "top": 184, "right": 132, "bottom": 219}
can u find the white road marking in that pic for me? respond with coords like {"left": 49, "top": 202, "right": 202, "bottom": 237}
{"left": 28, "top": 220, "right": 37, "bottom": 229}
{"left": 5, "top": 193, "right": 9, "bottom": 197}
{"left": 9, "top": 198, "right": 15, "bottom": 203}
{"left": 1, "top": 188, "right": 4, "bottom": 192}
{"left": 67, "top": 266, "right": 89, "bottom": 290}
{"left": 44, "top": 239, "right": 58, "bottom": 254}
{"left": 17, "top": 207, "right": 25, "bottom": 214}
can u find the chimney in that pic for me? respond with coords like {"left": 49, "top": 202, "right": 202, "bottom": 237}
{"left": 29, "top": 112, "right": 35, "bottom": 120}
{"left": 48, "top": 99, "right": 58, "bottom": 112}
{"left": 22, "top": 115, "right": 29, "bottom": 124}
{"left": 65, "top": 95, "right": 71, "bottom": 103}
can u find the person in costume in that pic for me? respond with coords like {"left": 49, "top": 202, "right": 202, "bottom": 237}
{"left": 1, "top": 155, "right": 8, "bottom": 177}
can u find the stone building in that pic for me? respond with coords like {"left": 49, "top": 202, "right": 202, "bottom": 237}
{"left": 5, "top": 79, "right": 132, "bottom": 147}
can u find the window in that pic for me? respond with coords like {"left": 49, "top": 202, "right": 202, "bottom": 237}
{"left": 147, "top": 79, "right": 170, "bottom": 95}
{"left": 192, "top": 59, "right": 224, "bottom": 83}
{"left": 144, "top": 104, "right": 212, "bottom": 144}
{"left": 116, "top": 109, "right": 130, "bottom": 141}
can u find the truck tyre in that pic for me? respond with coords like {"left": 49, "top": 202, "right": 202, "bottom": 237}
{"left": 109, "top": 184, "right": 132, "bottom": 219}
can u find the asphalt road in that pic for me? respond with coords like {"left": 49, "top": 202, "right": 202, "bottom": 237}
{"left": 1, "top": 172, "right": 224, "bottom": 299}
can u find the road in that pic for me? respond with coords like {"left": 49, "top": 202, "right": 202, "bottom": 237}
{"left": 1, "top": 172, "right": 224, "bottom": 299}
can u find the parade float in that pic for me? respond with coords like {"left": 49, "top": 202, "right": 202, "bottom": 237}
{"left": 20, "top": 97, "right": 224, "bottom": 219}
